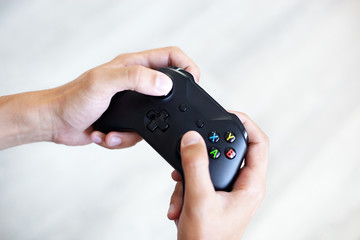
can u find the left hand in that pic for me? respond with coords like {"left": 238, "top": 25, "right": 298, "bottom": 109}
{"left": 0, "top": 47, "right": 199, "bottom": 150}
{"left": 49, "top": 47, "right": 199, "bottom": 148}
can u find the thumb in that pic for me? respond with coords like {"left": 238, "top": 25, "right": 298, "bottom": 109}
{"left": 88, "top": 65, "right": 173, "bottom": 97}
{"left": 180, "top": 131, "right": 214, "bottom": 201}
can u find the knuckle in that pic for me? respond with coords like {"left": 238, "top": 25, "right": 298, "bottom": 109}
{"left": 86, "top": 67, "right": 102, "bottom": 82}
{"left": 258, "top": 184, "right": 266, "bottom": 201}
{"left": 170, "top": 193, "right": 177, "bottom": 204}
{"left": 182, "top": 151, "right": 207, "bottom": 169}
{"left": 193, "top": 66, "right": 201, "bottom": 77}
{"left": 239, "top": 112, "right": 250, "bottom": 122}
{"left": 186, "top": 199, "right": 212, "bottom": 220}
{"left": 85, "top": 67, "right": 103, "bottom": 90}
{"left": 235, "top": 112, "right": 249, "bottom": 125}
{"left": 245, "top": 181, "right": 266, "bottom": 203}
{"left": 166, "top": 46, "right": 184, "bottom": 56}
{"left": 170, "top": 183, "right": 182, "bottom": 202}
{"left": 112, "top": 52, "right": 129, "bottom": 64}
{"left": 126, "top": 65, "right": 144, "bottom": 90}
{"left": 263, "top": 133, "right": 270, "bottom": 146}
{"left": 183, "top": 159, "right": 201, "bottom": 170}
{"left": 168, "top": 46, "right": 182, "bottom": 52}
{"left": 241, "top": 112, "right": 249, "bottom": 119}
{"left": 187, "top": 65, "right": 200, "bottom": 82}
{"left": 258, "top": 131, "right": 270, "bottom": 149}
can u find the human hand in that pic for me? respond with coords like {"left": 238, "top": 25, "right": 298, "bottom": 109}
{"left": 43, "top": 47, "right": 200, "bottom": 148}
{"left": 0, "top": 47, "right": 199, "bottom": 150}
{"left": 167, "top": 112, "right": 269, "bottom": 240}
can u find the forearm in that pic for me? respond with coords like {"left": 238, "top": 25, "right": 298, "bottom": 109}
{"left": 0, "top": 91, "right": 54, "bottom": 150}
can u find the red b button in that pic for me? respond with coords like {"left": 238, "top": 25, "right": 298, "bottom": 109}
{"left": 225, "top": 147, "right": 236, "bottom": 159}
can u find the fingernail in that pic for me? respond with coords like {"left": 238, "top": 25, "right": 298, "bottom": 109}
{"left": 92, "top": 133, "right": 102, "bottom": 144}
{"left": 182, "top": 131, "right": 201, "bottom": 146}
{"left": 156, "top": 74, "right": 173, "bottom": 95}
{"left": 168, "top": 204, "right": 175, "bottom": 215}
{"left": 109, "top": 135, "right": 122, "bottom": 146}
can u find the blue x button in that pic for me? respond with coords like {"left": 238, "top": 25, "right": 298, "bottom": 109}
{"left": 208, "top": 131, "right": 220, "bottom": 143}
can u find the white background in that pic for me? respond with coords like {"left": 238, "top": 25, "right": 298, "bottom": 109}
{"left": 1, "top": 0, "right": 360, "bottom": 239}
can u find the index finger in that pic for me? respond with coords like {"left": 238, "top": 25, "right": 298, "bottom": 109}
{"left": 106, "top": 47, "right": 200, "bottom": 82}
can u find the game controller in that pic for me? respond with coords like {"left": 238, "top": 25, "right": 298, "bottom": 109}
{"left": 93, "top": 67, "right": 248, "bottom": 191}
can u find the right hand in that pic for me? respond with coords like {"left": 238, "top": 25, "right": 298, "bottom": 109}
{"left": 167, "top": 112, "right": 269, "bottom": 240}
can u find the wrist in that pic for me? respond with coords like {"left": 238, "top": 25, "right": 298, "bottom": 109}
{"left": 0, "top": 90, "right": 54, "bottom": 149}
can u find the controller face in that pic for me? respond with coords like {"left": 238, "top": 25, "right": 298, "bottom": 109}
{"left": 93, "top": 67, "right": 248, "bottom": 191}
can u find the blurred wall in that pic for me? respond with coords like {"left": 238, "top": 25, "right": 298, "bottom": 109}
{"left": 1, "top": 0, "right": 360, "bottom": 239}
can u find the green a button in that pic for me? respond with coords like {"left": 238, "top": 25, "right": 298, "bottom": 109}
{"left": 209, "top": 146, "right": 220, "bottom": 159}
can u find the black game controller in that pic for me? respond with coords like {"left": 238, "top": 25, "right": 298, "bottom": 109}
{"left": 93, "top": 67, "right": 248, "bottom": 191}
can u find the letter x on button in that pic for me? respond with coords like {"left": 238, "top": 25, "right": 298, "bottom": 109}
{"left": 208, "top": 131, "right": 220, "bottom": 143}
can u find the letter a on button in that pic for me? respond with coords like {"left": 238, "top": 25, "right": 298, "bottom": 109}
{"left": 209, "top": 147, "right": 220, "bottom": 159}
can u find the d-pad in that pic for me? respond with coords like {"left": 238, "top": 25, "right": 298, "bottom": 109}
{"left": 146, "top": 110, "right": 169, "bottom": 132}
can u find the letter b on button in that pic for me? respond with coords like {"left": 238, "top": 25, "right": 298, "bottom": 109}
{"left": 225, "top": 147, "right": 236, "bottom": 159}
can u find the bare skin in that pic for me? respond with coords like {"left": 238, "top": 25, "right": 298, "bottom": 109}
{"left": 168, "top": 112, "right": 269, "bottom": 240}
{"left": 0, "top": 47, "right": 199, "bottom": 150}
{"left": 0, "top": 47, "right": 268, "bottom": 239}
